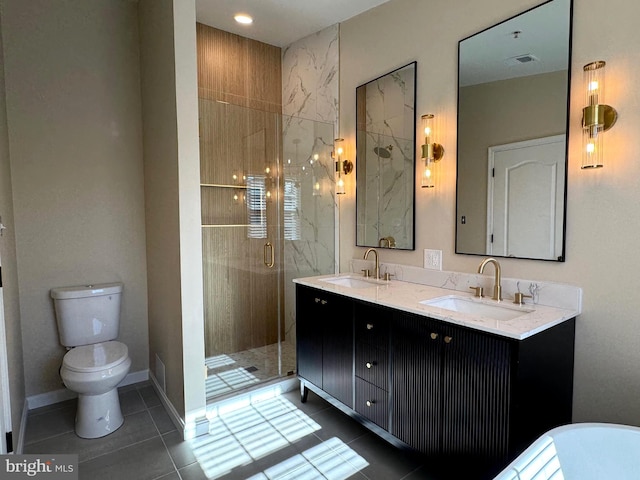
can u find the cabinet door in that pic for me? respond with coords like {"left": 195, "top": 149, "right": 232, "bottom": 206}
{"left": 440, "top": 323, "right": 512, "bottom": 467}
{"left": 296, "top": 285, "right": 324, "bottom": 388}
{"left": 321, "top": 293, "right": 354, "bottom": 407}
{"left": 391, "top": 312, "right": 443, "bottom": 455}
{"left": 296, "top": 285, "right": 353, "bottom": 407}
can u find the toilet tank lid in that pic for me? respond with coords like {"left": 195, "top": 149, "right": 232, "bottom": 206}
{"left": 50, "top": 282, "right": 123, "bottom": 300}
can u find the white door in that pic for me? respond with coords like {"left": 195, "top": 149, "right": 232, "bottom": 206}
{"left": 487, "top": 135, "right": 566, "bottom": 260}
{"left": 0, "top": 244, "right": 12, "bottom": 453}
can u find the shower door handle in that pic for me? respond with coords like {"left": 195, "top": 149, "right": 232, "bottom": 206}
{"left": 263, "top": 242, "right": 275, "bottom": 268}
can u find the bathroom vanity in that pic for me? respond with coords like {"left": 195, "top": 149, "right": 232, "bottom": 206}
{"left": 294, "top": 273, "right": 577, "bottom": 478}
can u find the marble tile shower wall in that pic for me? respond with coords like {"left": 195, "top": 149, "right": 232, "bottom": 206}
{"left": 282, "top": 25, "right": 339, "bottom": 348}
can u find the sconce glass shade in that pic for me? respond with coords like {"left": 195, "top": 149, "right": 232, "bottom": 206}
{"left": 334, "top": 138, "right": 346, "bottom": 195}
{"left": 581, "top": 61, "right": 617, "bottom": 169}
{"left": 421, "top": 157, "right": 435, "bottom": 188}
{"left": 420, "top": 114, "right": 443, "bottom": 188}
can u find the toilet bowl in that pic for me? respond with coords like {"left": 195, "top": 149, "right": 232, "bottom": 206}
{"left": 60, "top": 341, "right": 131, "bottom": 439}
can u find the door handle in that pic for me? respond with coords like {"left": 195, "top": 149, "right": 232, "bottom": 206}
{"left": 263, "top": 242, "right": 275, "bottom": 268}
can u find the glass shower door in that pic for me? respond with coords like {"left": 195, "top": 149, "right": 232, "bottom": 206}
{"left": 199, "top": 99, "right": 335, "bottom": 403}
{"left": 200, "top": 100, "right": 283, "bottom": 401}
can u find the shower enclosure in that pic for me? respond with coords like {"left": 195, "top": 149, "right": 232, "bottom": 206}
{"left": 199, "top": 99, "right": 336, "bottom": 402}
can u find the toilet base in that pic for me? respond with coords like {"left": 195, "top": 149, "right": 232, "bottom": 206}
{"left": 75, "top": 388, "right": 124, "bottom": 439}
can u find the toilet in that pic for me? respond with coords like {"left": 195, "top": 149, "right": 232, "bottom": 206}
{"left": 50, "top": 282, "right": 131, "bottom": 439}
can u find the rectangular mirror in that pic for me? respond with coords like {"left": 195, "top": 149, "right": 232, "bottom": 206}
{"left": 456, "top": 0, "right": 572, "bottom": 261}
{"left": 356, "top": 62, "right": 416, "bottom": 250}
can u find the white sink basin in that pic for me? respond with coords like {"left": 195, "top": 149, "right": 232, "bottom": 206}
{"left": 320, "top": 275, "right": 382, "bottom": 289}
{"left": 420, "top": 295, "right": 533, "bottom": 321}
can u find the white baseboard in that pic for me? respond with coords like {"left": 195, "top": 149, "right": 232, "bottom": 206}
{"left": 149, "top": 371, "right": 185, "bottom": 435}
{"left": 14, "top": 398, "right": 28, "bottom": 453}
{"left": 26, "top": 369, "right": 149, "bottom": 410}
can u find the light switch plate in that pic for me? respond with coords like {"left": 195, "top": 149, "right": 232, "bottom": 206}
{"left": 424, "top": 249, "right": 442, "bottom": 271}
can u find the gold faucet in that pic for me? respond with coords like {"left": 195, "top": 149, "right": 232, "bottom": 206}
{"left": 477, "top": 257, "right": 502, "bottom": 301}
{"left": 363, "top": 248, "right": 380, "bottom": 280}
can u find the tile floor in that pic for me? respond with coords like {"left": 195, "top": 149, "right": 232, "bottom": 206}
{"left": 205, "top": 342, "right": 297, "bottom": 401}
{"left": 23, "top": 381, "right": 447, "bottom": 480}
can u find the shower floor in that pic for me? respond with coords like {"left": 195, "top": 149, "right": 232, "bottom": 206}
{"left": 205, "top": 341, "right": 296, "bottom": 401}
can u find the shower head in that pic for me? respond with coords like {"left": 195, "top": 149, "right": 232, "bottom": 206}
{"left": 373, "top": 145, "right": 393, "bottom": 158}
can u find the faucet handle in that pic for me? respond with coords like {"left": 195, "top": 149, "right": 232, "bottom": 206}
{"left": 383, "top": 272, "right": 395, "bottom": 281}
{"left": 513, "top": 292, "right": 532, "bottom": 305}
{"left": 469, "top": 286, "right": 484, "bottom": 298}
{"left": 361, "top": 269, "right": 371, "bottom": 278}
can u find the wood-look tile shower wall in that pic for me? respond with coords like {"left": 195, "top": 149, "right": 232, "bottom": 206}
{"left": 197, "top": 23, "right": 283, "bottom": 356}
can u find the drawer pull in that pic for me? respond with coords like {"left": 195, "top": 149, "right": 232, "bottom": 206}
{"left": 366, "top": 400, "right": 375, "bottom": 407}
{"left": 366, "top": 362, "right": 374, "bottom": 369}
{"left": 366, "top": 323, "right": 374, "bottom": 330}
{"left": 430, "top": 332, "right": 438, "bottom": 340}
{"left": 444, "top": 336, "right": 453, "bottom": 344}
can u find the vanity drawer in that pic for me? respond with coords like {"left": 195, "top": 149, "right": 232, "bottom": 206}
{"left": 355, "top": 342, "right": 389, "bottom": 390}
{"left": 355, "top": 377, "right": 389, "bottom": 430}
{"left": 354, "top": 304, "right": 390, "bottom": 350}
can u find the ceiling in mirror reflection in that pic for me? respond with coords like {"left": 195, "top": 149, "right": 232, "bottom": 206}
{"left": 459, "top": 0, "right": 571, "bottom": 86}
{"left": 456, "top": 0, "right": 572, "bottom": 262}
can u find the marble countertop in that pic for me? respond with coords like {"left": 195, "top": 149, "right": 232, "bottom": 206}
{"left": 293, "top": 273, "right": 578, "bottom": 340}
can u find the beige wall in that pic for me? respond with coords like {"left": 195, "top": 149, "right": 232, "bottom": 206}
{"left": 457, "top": 71, "right": 568, "bottom": 253}
{"left": 0, "top": 9, "right": 25, "bottom": 443}
{"left": 1, "top": 0, "right": 149, "bottom": 397}
{"left": 139, "top": 0, "right": 205, "bottom": 421}
{"left": 340, "top": 0, "right": 640, "bottom": 425}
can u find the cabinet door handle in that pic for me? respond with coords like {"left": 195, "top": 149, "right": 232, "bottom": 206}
{"left": 366, "top": 400, "right": 375, "bottom": 407}
{"left": 444, "top": 336, "right": 453, "bottom": 344}
{"left": 366, "top": 362, "right": 375, "bottom": 369}
{"left": 321, "top": 299, "right": 327, "bottom": 305}
{"left": 366, "top": 323, "right": 374, "bottom": 330}
{"left": 315, "top": 297, "right": 321, "bottom": 303}
{"left": 430, "top": 332, "right": 439, "bottom": 340}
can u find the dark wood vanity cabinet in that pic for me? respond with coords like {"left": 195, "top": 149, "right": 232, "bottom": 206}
{"left": 392, "top": 310, "right": 575, "bottom": 476}
{"left": 296, "top": 284, "right": 575, "bottom": 478}
{"left": 296, "top": 285, "right": 353, "bottom": 407}
{"left": 392, "top": 311, "right": 512, "bottom": 468}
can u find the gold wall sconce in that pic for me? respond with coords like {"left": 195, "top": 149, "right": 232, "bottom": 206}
{"left": 333, "top": 138, "right": 353, "bottom": 195}
{"left": 420, "top": 114, "right": 444, "bottom": 188}
{"left": 581, "top": 61, "right": 618, "bottom": 169}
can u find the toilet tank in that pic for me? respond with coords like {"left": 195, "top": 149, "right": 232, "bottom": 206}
{"left": 51, "top": 282, "right": 123, "bottom": 347}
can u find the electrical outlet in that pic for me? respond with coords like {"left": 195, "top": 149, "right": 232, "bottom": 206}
{"left": 424, "top": 249, "right": 442, "bottom": 271}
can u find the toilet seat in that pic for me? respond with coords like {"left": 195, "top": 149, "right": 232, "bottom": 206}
{"left": 63, "top": 341, "right": 129, "bottom": 373}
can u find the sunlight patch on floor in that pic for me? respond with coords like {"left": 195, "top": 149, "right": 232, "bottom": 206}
{"left": 205, "top": 367, "right": 261, "bottom": 397}
{"left": 189, "top": 394, "right": 323, "bottom": 479}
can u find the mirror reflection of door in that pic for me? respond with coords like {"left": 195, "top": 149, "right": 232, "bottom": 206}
{"left": 487, "top": 135, "right": 565, "bottom": 260}
{"left": 455, "top": 0, "right": 572, "bottom": 261}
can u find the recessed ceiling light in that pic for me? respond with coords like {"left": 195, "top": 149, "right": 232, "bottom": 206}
{"left": 234, "top": 14, "right": 253, "bottom": 25}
